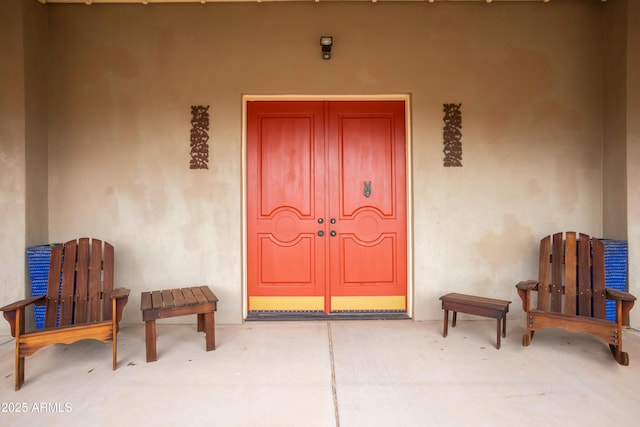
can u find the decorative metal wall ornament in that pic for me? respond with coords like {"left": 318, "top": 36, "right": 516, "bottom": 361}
{"left": 443, "top": 103, "right": 463, "bottom": 167}
{"left": 190, "top": 105, "right": 210, "bottom": 169}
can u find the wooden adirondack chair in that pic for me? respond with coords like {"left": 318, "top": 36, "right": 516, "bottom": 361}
{"left": 1, "top": 238, "right": 130, "bottom": 390}
{"left": 516, "top": 232, "right": 636, "bottom": 365}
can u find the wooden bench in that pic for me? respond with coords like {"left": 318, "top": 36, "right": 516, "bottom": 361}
{"left": 141, "top": 286, "right": 218, "bottom": 362}
{"left": 439, "top": 293, "right": 511, "bottom": 349}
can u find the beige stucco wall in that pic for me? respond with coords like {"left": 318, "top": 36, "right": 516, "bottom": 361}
{"left": 0, "top": 0, "right": 48, "bottom": 330}
{"left": 40, "top": 1, "right": 605, "bottom": 325}
{"left": 603, "top": 0, "right": 627, "bottom": 241}
{"left": 24, "top": 0, "right": 49, "bottom": 250}
{"left": 0, "top": 0, "right": 28, "bottom": 312}
{"left": 627, "top": 0, "right": 640, "bottom": 328}
{"left": 6, "top": 0, "right": 635, "bottom": 331}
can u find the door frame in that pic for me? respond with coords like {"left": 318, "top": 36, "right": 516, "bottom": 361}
{"left": 241, "top": 94, "right": 414, "bottom": 319}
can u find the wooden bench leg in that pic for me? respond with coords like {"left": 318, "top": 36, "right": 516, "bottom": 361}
{"left": 197, "top": 313, "right": 204, "bottom": 332}
{"left": 502, "top": 315, "right": 507, "bottom": 338}
{"left": 145, "top": 319, "right": 158, "bottom": 362}
{"left": 203, "top": 311, "right": 215, "bottom": 351}
{"left": 442, "top": 309, "right": 449, "bottom": 337}
{"left": 452, "top": 311, "right": 457, "bottom": 328}
{"left": 496, "top": 318, "right": 501, "bottom": 349}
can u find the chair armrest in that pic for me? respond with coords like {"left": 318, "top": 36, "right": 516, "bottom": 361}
{"left": 110, "top": 288, "right": 130, "bottom": 324}
{"left": 516, "top": 280, "right": 538, "bottom": 312}
{"left": 606, "top": 288, "right": 636, "bottom": 302}
{"left": 0, "top": 295, "right": 45, "bottom": 312}
{"left": 111, "top": 287, "right": 130, "bottom": 299}
{"left": 1, "top": 296, "right": 45, "bottom": 338}
{"left": 516, "top": 280, "right": 538, "bottom": 291}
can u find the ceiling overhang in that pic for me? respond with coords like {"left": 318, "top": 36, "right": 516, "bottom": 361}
{"left": 37, "top": 0, "right": 603, "bottom": 4}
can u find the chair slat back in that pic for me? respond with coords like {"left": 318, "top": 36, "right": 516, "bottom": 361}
{"left": 550, "top": 233, "right": 564, "bottom": 312}
{"left": 536, "top": 232, "right": 607, "bottom": 319}
{"left": 536, "top": 235, "right": 551, "bottom": 311}
{"left": 101, "top": 241, "right": 114, "bottom": 321}
{"left": 59, "top": 241, "right": 77, "bottom": 326}
{"left": 44, "top": 245, "right": 63, "bottom": 328}
{"left": 563, "top": 232, "right": 577, "bottom": 314}
{"left": 591, "top": 237, "right": 607, "bottom": 319}
{"left": 577, "top": 233, "right": 592, "bottom": 316}
{"left": 89, "top": 239, "right": 103, "bottom": 322}
{"left": 74, "top": 238, "right": 90, "bottom": 323}
{"left": 43, "top": 238, "right": 114, "bottom": 328}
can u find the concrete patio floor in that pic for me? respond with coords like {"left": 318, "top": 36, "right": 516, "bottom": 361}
{"left": 1, "top": 319, "right": 640, "bottom": 426}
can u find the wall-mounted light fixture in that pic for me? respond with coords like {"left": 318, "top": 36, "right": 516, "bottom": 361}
{"left": 320, "top": 36, "right": 333, "bottom": 60}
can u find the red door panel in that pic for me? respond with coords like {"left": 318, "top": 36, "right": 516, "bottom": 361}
{"left": 328, "top": 101, "right": 407, "bottom": 308}
{"left": 246, "top": 101, "right": 326, "bottom": 305}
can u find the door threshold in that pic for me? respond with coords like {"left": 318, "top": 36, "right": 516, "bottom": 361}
{"left": 245, "top": 311, "right": 410, "bottom": 321}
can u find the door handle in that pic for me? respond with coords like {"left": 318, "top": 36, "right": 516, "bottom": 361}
{"left": 330, "top": 218, "right": 336, "bottom": 224}
{"left": 330, "top": 230, "right": 337, "bottom": 237}
{"left": 318, "top": 218, "right": 324, "bottom": 224}
{"left": 364, "top": 181, "right": 371, "bottom": 198}
{"left": 318, "top": 230, "right": 324, "bottom": 237}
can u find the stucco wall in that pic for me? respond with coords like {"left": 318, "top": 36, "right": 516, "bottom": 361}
{"left": 0, "top": 0, "right": 28, "bottom": 312}
{"left": 0, "top": 0, "right": 48, "bottom": 331}
{"left": 39, "top": 1, "right": 607, "bottom": 325}
{"left": 603, "top": 0, "right": 627, "bottom": 241}
{"left": 627, "top": 0, "right": 640, "bottom": 328}
{"left": 24, "top": 0, "right": 49, "bottom": 250}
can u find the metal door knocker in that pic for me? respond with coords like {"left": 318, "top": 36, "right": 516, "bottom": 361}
{"left": 363, "top": 181, "right": 371, "bottom": 198}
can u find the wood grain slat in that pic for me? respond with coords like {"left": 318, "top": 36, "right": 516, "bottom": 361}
{"left": 191, "top": 286, "right": 208, "bottom": 304}
{"left": 550, "top": 233, "right": 563, "bottom": 313}
{"left": 171, "top": 289, "right": 187, "bottom": 306}
{"left": 578, "top": 233, "right": 591, "bottom": 316}
{"left": 536, "top": 235, "right": 551, "bottom": 311}
{"left": 88, "top": 239, "right": 102, "bottom": 322}
{"left": 592, "top": 238, "right": 607, "bottom": 320}
{"left": 59, "top": 240, "right": 77, "bottom": 327}
{"left": 141, "top": 291, "right": 153, "bottom": 312}
{"left": 182, "top": 288, "right": 198, "bottom": 305}
{"left": 44, "top": 245, "right": 63, "bottom": 328}
{"left": 102, "top": 241, "right": 114, "bottom": 321}
{"left": 161, "top": 290, "right": 174, "bottom": 308}
{"left": 74, "top": 238, "right": 90, "bottom": 324}
{"left": 151, "top": 291, "right": 163, "bottom": 309}
{"left": 563, "top": 232, "right": 577, "bottom": 315}
{"left": 200, "top": 286, "right": 219, "bottom": 303}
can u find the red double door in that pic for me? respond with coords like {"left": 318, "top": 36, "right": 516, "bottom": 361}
{"left": 247, "top": 100, "right": 407, "bottom": 314}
